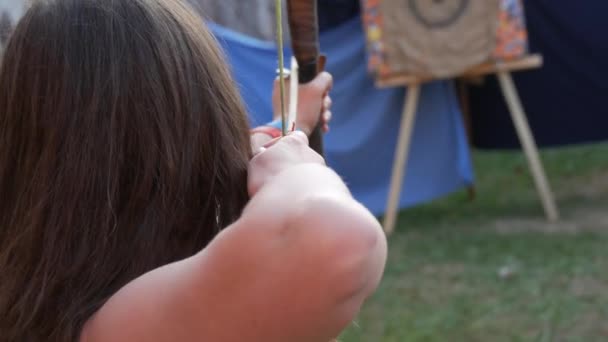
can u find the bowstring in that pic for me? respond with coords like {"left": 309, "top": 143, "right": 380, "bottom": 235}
{"left": 275, "top": 0, "right": 287, "bottom": 136}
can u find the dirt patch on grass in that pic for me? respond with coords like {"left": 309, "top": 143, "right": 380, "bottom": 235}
{"left": 569, "top": 276, "right": 607, "bottom": 299}
{"left": 555, "top": 312, "right": 608, "bottom": 341}
{"left": 492, "top": 171, "right": 608, "bottom": 234}
{"left": 492, "top": 209, "right": 608, "bottom": 234}
{"left": 562, "top": 170, "right": 608, "bottom": 199}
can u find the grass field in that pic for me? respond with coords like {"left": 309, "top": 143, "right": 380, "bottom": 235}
{"left": 341, "top": 142, "right": 608, "bottom": 342}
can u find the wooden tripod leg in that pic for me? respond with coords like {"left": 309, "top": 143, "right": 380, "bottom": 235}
{"left": 383, "top": 84, "right": 421, "bottom": 235}
{"left": 497, "top": 71, "right": 559, "bottom": 221}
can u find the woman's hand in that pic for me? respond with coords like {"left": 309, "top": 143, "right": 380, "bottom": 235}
{"left": 248, "top": 131, "right": 325, "bottom": 197}
{"left": 271, "top": 71, "right": 333, "bottom": 136}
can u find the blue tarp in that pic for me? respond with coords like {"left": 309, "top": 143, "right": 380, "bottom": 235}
{"left": 470, "top": 0, "right": 608, "bottom": 149}
{"left": 317, "top": 0, "right": 361, "bottom": 32}
{"left": 210, "top": 17, "right": 474, "bottom": 215}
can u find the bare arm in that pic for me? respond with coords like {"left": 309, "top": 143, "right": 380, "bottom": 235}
{"left": 82, "top": 138, "right": 387, "bottom": 342}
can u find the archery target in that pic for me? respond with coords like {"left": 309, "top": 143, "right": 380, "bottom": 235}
{"left": 409, "top": 0, "right": 469, "bottom": 29}
{"left": 380, "top": 0, "right": 501, "bottom": 78}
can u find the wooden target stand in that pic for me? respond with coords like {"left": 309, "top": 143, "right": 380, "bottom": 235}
{"left": 379, "top": 54, "right": 560, "bottom": 235}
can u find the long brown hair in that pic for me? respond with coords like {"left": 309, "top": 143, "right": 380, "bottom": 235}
{"left": 0, "top": 0, "right": 252, "bottom": 340}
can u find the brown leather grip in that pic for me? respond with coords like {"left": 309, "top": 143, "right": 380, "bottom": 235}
{"left": 287, "top": 0, "right": 320, "bottom": 72}
{"left": 287, "top": 0, "right": 324, "bottom": 156}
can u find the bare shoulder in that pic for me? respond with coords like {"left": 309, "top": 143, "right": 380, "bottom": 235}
{"left": 82, "top": 176, "right": 386, "bottom": 342}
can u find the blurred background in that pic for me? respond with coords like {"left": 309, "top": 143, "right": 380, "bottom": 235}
{"left": 2, "top": 0, "right": 608, "bottom": 340}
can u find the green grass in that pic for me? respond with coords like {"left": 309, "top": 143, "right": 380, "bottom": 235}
{"left": 342, "top": 143, "right": 608, "bottom": 342}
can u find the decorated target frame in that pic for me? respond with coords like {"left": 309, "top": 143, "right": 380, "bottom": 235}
{"left": 361, "top": 0, "right": 559, "bottom": 234}
{"left": 364, "top": 0, "right": 530, "bottom": 82}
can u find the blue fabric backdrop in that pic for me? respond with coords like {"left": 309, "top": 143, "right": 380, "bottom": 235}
{"left": 317, "top": 0, "right": 360, "bottom": 32}
{"left": 470, "top": 0, "right": 608, "bottom": 149}
{"left": 210, "top": 17, "right": 473, "bottom": 215}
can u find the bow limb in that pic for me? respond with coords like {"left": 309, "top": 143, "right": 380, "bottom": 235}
{"left": 286, "top": 0, "right": 326, "bottom": 156}
{"left": 288, "top": 57, "right": 299, "bottom": 131}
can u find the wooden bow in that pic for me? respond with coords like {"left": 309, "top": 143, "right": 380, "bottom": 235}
{"left": 283, "top": 0, "right": 326, "bottom": 156}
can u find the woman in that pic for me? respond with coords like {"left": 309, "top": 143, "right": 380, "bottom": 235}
{"left": 0, "top": 0, "right": 387, "bottom": 341}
